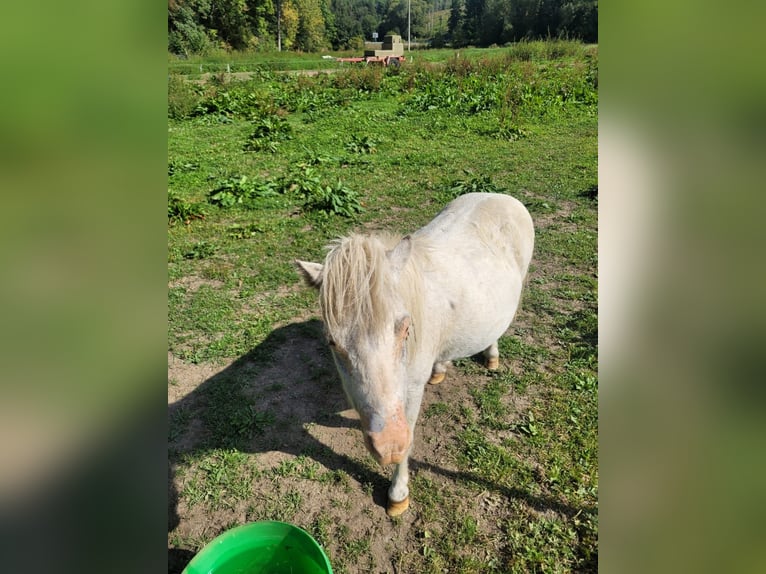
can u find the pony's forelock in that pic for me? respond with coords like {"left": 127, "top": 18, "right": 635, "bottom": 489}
{"left": 318, "top": 233, "right": 425, "bottom": 352}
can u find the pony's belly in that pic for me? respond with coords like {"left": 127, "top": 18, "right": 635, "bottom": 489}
{"left": 437, "top": 302, "right": 517, "bottom": 362}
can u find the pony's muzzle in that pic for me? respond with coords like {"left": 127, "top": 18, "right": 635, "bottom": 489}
{"left": 364, "top": 431, "right": 410, "bottom": 466}
{"left": 362, "top": 407, "right": 411, "bottom": 466}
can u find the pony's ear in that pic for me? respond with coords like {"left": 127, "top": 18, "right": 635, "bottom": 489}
{"left": 387, "top": 235, "right": 412, "bottom": 274}
{"left": 295, "top": 260, "right": 324, "bottom": 289}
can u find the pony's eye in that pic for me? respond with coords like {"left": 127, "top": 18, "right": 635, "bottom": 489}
{"left": 327, "top": 339, "right": 337, "bottom": 348}
{"left": 395, "top": 316, "right": 411, "bottom": 341}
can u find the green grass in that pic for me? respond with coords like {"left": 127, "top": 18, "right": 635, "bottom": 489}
{"left": 180, "top": 449, "right": 255, "bottom": 510}
{"left": 169, "top": 42, "right": 597, "bottom": 572}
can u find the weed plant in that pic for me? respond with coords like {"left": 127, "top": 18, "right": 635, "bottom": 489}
{"left": 207, "top": 176, "right": 279, "bottom": 208}
{"left": 303, "top": 181, "right": 364, "bottom": 217}
{"left": 168, "top": 74, "right": 203, "bottom": 119}
{"left": 244, "top": 115, "right": 293, "bottom": 152}
{"left": 168, "top": 189, "right": 205, "bottom": 224}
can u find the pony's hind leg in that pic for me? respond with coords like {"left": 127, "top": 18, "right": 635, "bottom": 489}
{"left": 428, "top": 361, "right": 451, "bottom": 385}
{"left": 484, "top": 342, "right": 500, "bottom": 370}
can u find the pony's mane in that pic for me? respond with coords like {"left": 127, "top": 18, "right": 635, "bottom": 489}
{"left": 319, "top": 232, "right": 426, "bottom": 350}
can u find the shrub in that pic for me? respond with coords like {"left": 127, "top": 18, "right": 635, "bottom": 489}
{"left": 168, "top": 75, "right": 202, "bottom": 119}
{"left": 332, "top": 66, "right": 384, "bottom": 92}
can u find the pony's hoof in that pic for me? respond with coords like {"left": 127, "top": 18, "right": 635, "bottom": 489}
{"left": 487, "top": 357, "right": 499, "bottom": 370}
{"left": 387, "top": 496, "right": 410, "bottom": 517}
{"left": 428, "top": 372, "right": 446, "bottom": 385}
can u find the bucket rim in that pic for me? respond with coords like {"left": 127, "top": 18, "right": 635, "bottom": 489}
{"left": 181, "top": 520, "right": 333, "bottom": 574}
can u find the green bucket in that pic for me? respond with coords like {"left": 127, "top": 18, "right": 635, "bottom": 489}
{"left": 182, "top": 521, "right": 333, "bottom": 574}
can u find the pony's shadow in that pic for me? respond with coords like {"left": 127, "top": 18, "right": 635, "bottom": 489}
{"left": 168, "top": 319, "right": 591, "bottom": 572}
{"left": 168, "top": 319, "right": 390, "bottom": 572}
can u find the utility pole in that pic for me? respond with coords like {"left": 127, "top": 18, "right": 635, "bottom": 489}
{"left": 277, "top": 0, "right": 282, "bottom": 51}
{"left": 408, "top": 0, "right": 411, "bottom": 51}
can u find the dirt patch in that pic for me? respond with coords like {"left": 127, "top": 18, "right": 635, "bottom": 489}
{"left": 168, "top": 318, "right": 531, "bottom": 572}
{"left": 169, "top": 275, "right": 225, "bottom": 294}
{"left": 187, "top": 69, "right": 340, "bottom": 85}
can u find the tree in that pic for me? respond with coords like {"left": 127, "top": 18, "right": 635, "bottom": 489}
{"left": 560, "top": 0, "right": 597, "bottom": 42}
{"left": 248, "top": 0, "right": 276, "bottom": 47}
{"left": 277, "top": 0, "right": 300, "bottom": 49}
{"left": 329, "top": 0, "right": 360, "bottom": 48}
{"left": 293, "top": 0, "right": 328, "bottom": 51}
{"left": 330, "top": 0, "right": 380, "bottom": 49}
{"left": 319, "top": 0, "right": 336, "bottom": 47}
{"left": 532, "top": 0, "right": 563, "bottom": 38}
{"left": 379, "top": 0, "right": 429, "bottom": 41}
{"left": 462, "top": 0, "right": 484, "bottom": 45}
{"left": 168, "top": 0, "right": 212, "bottom": 55}
{"left": 208, "top": 0, "right": 251, "bottom": 49}
{"left": 480, "top": 0, "right": 515, "bottom": 45}
{"left": 447, "top": 0, "right": 464, "bottom": 43}
{"left": 477, "top": 0, "right": 502, "bottom": 46}
{"left": 168, "top": 0, "right": 597, "bottom": 55}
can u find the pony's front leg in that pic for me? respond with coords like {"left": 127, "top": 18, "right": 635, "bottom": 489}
{"left": 387, "top": 379, "right": 427, "bottom": 516}
{"left": 387, "top": 455, "right": 411, "bottom": 516}
{"left": 428, "top": 360, "right": 452, "bottom": 385}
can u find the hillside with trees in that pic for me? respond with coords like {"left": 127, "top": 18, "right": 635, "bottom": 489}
{"left": 168, "top": 0, "right": 597, "bottom": 55}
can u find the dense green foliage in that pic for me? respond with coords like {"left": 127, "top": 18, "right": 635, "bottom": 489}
{"left": 168, "top": 0, "right": 597, "bottom": 54}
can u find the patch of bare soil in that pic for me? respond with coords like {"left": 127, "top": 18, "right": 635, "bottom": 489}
{"left": 169, "top": 275, "right": 225, "bottom": 294}
{"left": 188, "top": 69, "right": 339, "bottom": 85}
{"left": 168, "top": 317, "right": 529, "bottom": 573}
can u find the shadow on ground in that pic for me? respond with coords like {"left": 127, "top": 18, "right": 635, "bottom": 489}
{"left": 168, "top": 319, "right": 590, "bottom": 572}
{"left": 168, "top": 320, "right": 392, "bottom": 572}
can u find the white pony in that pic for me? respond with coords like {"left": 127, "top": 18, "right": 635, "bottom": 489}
{"left": 296, "top": 192, "right": 535, "bottom": 516}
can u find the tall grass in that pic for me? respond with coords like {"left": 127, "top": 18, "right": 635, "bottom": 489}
{"left": 168, "top": 40, "right": 594, "bottom": 76}
{"left": 167, "top": 42, "right": 598, "bottom": 123}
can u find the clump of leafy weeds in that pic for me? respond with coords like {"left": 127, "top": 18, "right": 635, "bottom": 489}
{"left": 168, "top": 160, "right": 199, "bottom": 176}
{"left": 245, "top": 115, "right": 293, "bottom": 152}
{"left": 183, "top": 240, "right": 217, "bottom": 260}
{"left": 283, "top": 167, "right": 363, "bottom": 217}
{"left": 168, "top": 190, "right": 205, "bottom": 225}
{"left": 226, "top": 223, "right": 265, "bottom": 239}
{"left": 493, "top": 122, "right": 530, "bottom": 141}
{"left": 195, "top": 84, "right": 270, "bottom": 118}
{"left": 443, "top": 172, "right": 504, "bottom": 198}
{"left": 301, "top": 148, "right": 341, "bottom": 166}
{"left": 345, "top": 134, "right": 378, "bottom": 154}
{"left": 304, "top": 181, "right": 364, "bottom": 217}
{"left": 207, "top": 175, "right": 279, "bottom": 208}
{"left": 280, "top": 166, "right": 323, "bottom": 197}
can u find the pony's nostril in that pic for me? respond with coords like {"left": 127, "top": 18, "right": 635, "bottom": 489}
{"left": 368, "top": 413, "right": 385, "bottom": 433}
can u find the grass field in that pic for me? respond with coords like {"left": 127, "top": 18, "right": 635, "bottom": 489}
{"left": 168, "top": 40, "right": 597, "bottom": 573}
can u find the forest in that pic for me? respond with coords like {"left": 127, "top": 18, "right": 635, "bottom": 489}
{"left": 168, "top": 0, "right": 597, "bottom": 55}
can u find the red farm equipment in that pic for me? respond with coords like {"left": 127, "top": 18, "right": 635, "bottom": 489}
{"left": 334, "top": 34, "right": 406, "bottom": 67}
